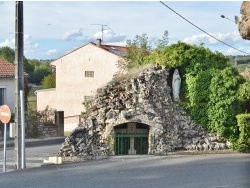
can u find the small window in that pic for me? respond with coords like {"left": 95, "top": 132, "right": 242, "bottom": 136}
{"left": 84, "top": 96, "right": 94, "bottom": 101}
{"left": 0, "top": 88, "right": 6, "bottom": 106}
{"left": 85, "top": 71, "right": 94, "bottom": 77}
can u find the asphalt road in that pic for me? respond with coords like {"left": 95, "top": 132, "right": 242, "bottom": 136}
{"left": 0, "top": 154, "right": 249, "bottom": 188}
{"left": 0, "top": 143, "right": 62, "bottom": 171}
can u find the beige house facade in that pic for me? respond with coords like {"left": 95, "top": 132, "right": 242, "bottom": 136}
{"left": 36, "top": 40, "right": 126, "bottom": 131}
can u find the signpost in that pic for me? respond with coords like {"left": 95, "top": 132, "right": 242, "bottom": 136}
{"left": 0, "top": 105, "right": 11, "bottom": 172}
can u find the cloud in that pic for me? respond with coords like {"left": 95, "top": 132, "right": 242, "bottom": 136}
{"left": 0, "top": 38, "right": 15, "bottom": 48}
{"left": 47, "top": 49, "right": 58, "bottom": 55}
{"left": 182, "top": 31, "right": 242, "bottom": 45}
{"left": 62, "top": 29, "right": 84, "bottom": 40}
{"left": 24, "top": 35, "right": 39, "bottom": 53}
{"left": 93, "top": 30, "right": 126, "bottom": 43}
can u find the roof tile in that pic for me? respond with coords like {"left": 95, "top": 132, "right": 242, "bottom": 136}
{"left": 0, "top": 58, "right": 28, "bottom": 77}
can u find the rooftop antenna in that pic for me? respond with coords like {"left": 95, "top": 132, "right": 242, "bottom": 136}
{"left": 91, "top": 24, "right": 110, "bottom": 42}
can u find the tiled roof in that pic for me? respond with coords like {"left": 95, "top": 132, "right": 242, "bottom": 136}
{"left": 0, "top": 58, "right": 28, "bottom": 77}
{"left": 90, "top": 42, "right": 127, "bottom": 57}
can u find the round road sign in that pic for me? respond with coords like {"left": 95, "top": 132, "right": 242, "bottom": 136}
{"left": 0, "top": 105, "right": 11, "bottom": 124}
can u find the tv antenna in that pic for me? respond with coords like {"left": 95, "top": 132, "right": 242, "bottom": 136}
{"left": 91, "top": 24, "right": 110, "bottom": 42}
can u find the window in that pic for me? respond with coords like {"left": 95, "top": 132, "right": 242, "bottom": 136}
{"left": 85, "top": 71, "right": 94, "bottom": 77}
{"left": 84, "top": 96, "right": 94, "bottom": 102}
{"left": 0, "top": 88, "right": 6, "bottom": 106}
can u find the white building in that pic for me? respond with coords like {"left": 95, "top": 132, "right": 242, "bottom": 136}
{"left": 36, "top": 40, "right": 126, "bottom": 132}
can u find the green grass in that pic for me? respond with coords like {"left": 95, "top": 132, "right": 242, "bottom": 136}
{"left": 27, "top": 85, "right": 42, "bottom": 111}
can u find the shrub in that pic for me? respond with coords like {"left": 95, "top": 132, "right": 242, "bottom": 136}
{"left": 233, "top": 114, "right": 250, "bottom": 152}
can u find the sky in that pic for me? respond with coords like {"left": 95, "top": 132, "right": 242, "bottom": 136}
{"left": 0, "top": 1, "right": 249, "bottom": 60}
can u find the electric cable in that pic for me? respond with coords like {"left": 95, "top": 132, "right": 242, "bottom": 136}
{"left": 159, "top": 1, "right": 250, "bottom": 55}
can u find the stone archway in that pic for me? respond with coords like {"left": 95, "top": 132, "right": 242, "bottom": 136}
{"left": 112, "top": 122, "right": 150, "bottom": 155}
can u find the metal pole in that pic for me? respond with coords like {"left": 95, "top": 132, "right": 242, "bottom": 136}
{"left": 14, "top": 1, "right": 24, "bottom": 170}
{"left": 3, "top": 123, "right": 7, "bottom": 172}
{"left": 20, "top": 90, "right": 26, "bottom": 169}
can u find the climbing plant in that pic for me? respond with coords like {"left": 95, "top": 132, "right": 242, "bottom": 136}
{"left": 146, "top": 41, "right": 245, "bottom": 144}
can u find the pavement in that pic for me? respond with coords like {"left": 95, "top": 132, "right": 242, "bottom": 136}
{"left": 0, "top": 136, "right": 66, "bottom": 149}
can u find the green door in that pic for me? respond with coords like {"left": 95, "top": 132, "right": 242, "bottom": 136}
{"left": 113, "top": 133, "right": 149, "bottom": 155}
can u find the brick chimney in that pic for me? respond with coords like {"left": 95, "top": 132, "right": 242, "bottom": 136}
{"left": 96, "top": 39, "right": 102, "bottom": 46}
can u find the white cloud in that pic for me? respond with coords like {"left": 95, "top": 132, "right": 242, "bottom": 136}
{"left": 47, "top": 49, "right": 58, "bottom": 55}
{"left": 24, "top": 35, "right": 39, "bottom": 53}
{"left": 62, "top": 29, "right": 83, "bottom": 40}
{"left": 93, "top": 30, "right": 126, "bottom": 43}
{"left": 0, "top": 38, "right": 15, "bottom": 48}
{"left": 182, "top": 31, "right": 242, "bottom": 45}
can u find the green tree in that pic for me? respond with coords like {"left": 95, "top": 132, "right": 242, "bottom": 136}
{"left": 125, "top": 33, "right": 151, "bottom": 69}
{"left": 0, "top": 46, "right": 15, "bottom": 63}
{"left": 33, "top": 63, "right": 52, "bottom": 84}
{"left": 41, "top": 74, "right": 56, "bottom": 89}
{"left": 118, "top": 31, "right": 169, "bottom": 71}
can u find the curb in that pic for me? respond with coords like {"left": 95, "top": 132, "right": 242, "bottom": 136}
{"left": 0, "top": 137, "right": 66, "bottom": 148}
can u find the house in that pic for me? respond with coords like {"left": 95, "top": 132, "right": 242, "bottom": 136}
{"left": 0, "top": 58, "right": 29, "bottom": 137}
{"left": 36, "top": 39, "right": 126, "bottom": 132}
{"left": 0, "top": 58, "right": 18, "bottom": 112}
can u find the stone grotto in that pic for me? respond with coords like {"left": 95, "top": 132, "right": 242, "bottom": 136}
{"left": 58, "top": 65, "right": 229, "bottom": 157}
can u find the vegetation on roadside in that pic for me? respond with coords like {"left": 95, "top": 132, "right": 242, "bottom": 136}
{"left": 122, "top": 33, "right": 249, "bottom": 152}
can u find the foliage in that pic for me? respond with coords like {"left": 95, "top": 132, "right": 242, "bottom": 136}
{"left": 0, "top": 46, "right": 15, "bottom": 63}
{"left": 238, "top": 80, "right": 250, "bottom": 102}
{"left": 207, "top": 67, "right": 243, "bottom": 141}
{"left": 147, "top": 41, "right": 245, "bottom": 143}
{"left": 41, "top": 74, "right": 56, "bottom": 89}
{"left": 124, "top": 33, "right": 152, "bottom": 69}
{"left": 238, "top": 80, "right": 250, "bottom": 113}
{"left": 118, "top": 31, "right": 169, "bottom": 71}
{"left": 233, "top": 114, "right": 250, "bottom": 152}
{"left": 113, "top": 64, "right": 153, "bottom": 82}
{"left": 26, "top": 106, "right": 55, "bottom": 138}
{"left": 185, "top": 70, "right": 213, "bottom": 128}
{"left": 0, "top": 47, "right": 53, "bottom": 84}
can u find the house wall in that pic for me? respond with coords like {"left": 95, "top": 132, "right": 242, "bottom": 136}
{"left": 37, "top": 43, "right": 121, "bottom": 130}
{"left": 36, "top": 88, "right": 57, "bottom": 111}
{"left": 0, "top": 77, "right": 15, "bottom": 112}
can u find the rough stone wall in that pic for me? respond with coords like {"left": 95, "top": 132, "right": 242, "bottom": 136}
{"left": 39, "top": 125, "right": 58, "bottom": 138}
{"left": 238, "top": 1, "right": 250, "bottom": 40}
{"left": 58, "top": 65, "right": 228, "bottom": 157}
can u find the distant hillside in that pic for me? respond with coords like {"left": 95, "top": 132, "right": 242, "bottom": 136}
{"left": 227, "top": 55, "right": 250, "bottom": 72}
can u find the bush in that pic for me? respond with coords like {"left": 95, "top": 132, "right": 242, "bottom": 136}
{"left": 26, "top": 106, "right": 55, "bottom": 138}
{"left": 233, "top": 114, "right": 250, "bottom": 152}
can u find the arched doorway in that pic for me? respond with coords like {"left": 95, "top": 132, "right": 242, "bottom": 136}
{"left": 112, "top": 122, "right": 150, "bottom": 155}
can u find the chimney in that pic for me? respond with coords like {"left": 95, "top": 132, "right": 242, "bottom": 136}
{"left": 96, "top": 38, "right": 101, "bottom": 46}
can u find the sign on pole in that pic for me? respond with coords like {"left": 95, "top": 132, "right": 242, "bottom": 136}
{"left": 0, "top": 105, "right": 11, "bottom": 124}
{"left": 0, "top": 105, "right": 11, "bottom": 172}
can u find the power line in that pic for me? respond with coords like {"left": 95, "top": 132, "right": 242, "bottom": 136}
{"left": 159, "top": 1, "right": 250, "bottom": 55}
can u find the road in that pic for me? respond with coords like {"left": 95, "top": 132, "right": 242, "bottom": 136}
{"left": 0, "top": 144, "right": 62, "bottom": 171}
{"left": 0, "top": 153, "right": 249, "bottom": 188}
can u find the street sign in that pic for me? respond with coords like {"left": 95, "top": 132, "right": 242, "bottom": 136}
{"left": 0, "top": 105, "right": 11, "bottom": 172}
{"left": 0, "top": 105, "right": 11, "bottom": 124}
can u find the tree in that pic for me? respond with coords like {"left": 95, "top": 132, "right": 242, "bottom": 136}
{"left": 0, "top": 46, "right": 15, "bottom": 63}
{"left": 41, "top": 74, "right": 56, "bottom": 89}
{"left": 33, "top": 63, "right": 52, "bottom": 84}
{"left": 125, "top": 33, "right": 152, "bottom": 69}
{"left": 118, "top": 31, "right": 169, "bottom": 71}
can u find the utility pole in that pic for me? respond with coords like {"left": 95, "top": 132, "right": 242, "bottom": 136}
{"left": 14, "top": 1, "right": 24, "bottom": 170}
